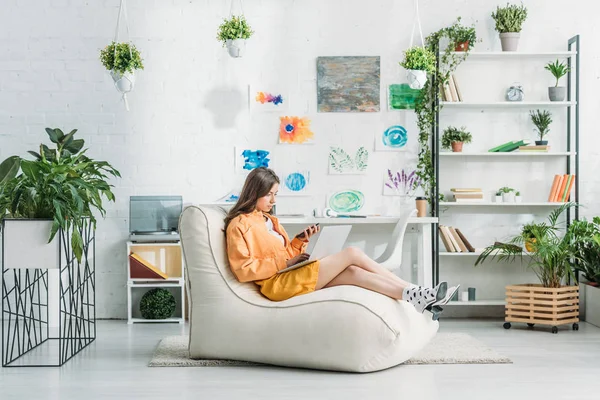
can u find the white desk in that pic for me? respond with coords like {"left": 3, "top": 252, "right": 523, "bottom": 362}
{"left": 278, "top": 216, "right": 438, "bottom": 287}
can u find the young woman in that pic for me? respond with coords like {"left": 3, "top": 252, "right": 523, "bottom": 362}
{"left": 225, "top": 168, "right": 458, "bottom": 319}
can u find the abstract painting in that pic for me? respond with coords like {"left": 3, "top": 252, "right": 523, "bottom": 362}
{"left": 388, "top": 84, "right": 421, "bottom": 110}
{"left": 250, "top": 86, "right": 289, "bottom": 112}
{"left": 375, "top": 125, "right": 408, "bottom": 151}
{"left": 317, "top": 56, "right": 380, "bottom": 113}
{"left": 279, "top": 116, "right": 314, "bottom": 144}
{"left": 328, "top": 146, "right": 369, "bottom": 175}
{"left": 235, "top": 147, "right": 271, "bottom": 173}
{"left": 328, "top": 190, "right": 365, "bottom": 213}
{"left": 383, "top": 168, "right": 420, "bottom": 196}
{"left": 279, "top": 170, "right": 311, "bottom": 196}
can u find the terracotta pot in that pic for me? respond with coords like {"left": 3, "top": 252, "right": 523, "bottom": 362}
{"left": 454, "top": 41, "right": 470, "bottom": 52}
{"left": 451, "top": 142, "right": 464, "bottom": 152}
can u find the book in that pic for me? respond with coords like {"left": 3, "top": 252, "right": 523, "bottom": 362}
{"left": 439, "top": 227, "right": 455, "bottom": 252}
{"left": 443, "top": 226, "right": 462, "bottom": 252}
{"left": 489, "top": 141, "right": 514, "bottom": 152}
{"left": 551, "top": 174, "right": 565, "bottom": 202}
{"left": 129, "top": 253, "right": 168, "bottom": 279}
{"left": 454, "top": 193, "right": 485, "bottom": 199}
{"left": 452, "top": 74, "right": 463, "bottom": 101}
{"left": 564, "top": 175, "right": 576, "bottom": 201}
{"left": 555, "top": 174, "right": 569, "bottom": 202}
{"left": 455, "top": 228, "right": 476, "bottom": 252}
{"left": 560, "top": 175, "right": 574, "bottom": 202}
{"left": 448, "top": 75, "right": 459, "bottom": 102}
{"left": 519, "top": 145, "right": 550, "bottom": 151}
{"left": 548, "top": 175, "right": 561, "bottom": 202}
{"left": 498, "top": 140, "right": 528, "bottom": 152}
{"left": 449, "top": 227, "right": 468, "bottom": 252}
{"left": 443, "top": 82, "right": 453, "bottom": 102}
{"left": 451, "top": 188, "right": 483, "bottom": 193}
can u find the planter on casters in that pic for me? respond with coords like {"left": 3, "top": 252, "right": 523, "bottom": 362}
{"left": 549, "top": 86, "right": 566, "bottom": 102}
{"left": 499, "top": 32, "right": 520, "bottom": 51}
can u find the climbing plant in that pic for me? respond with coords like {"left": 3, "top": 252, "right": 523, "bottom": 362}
{"left": 413, "top": 21, "right": 474, "bottom": 204}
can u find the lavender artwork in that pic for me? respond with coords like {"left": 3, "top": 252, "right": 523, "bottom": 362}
{"left": 383, "top": 168, "right": 420, "bottom": 196}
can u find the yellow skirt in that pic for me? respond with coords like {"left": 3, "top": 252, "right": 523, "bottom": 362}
{"left": 255, "top": 261, "right": 320, "bottom": 302}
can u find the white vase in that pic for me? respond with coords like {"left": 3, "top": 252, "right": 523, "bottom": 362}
{"left": 499, "top": 32, "right": 520, "bottom": 51}
{"left": 515, "top": 195, "right": 522, "bottom": 203}
{"left": 502, "top": 193, "right": 515, "bottom": 203}
{"left": 110, "top": 70, "right": 136, "bottom": 92}
{"left": 495, "top": 195, "right": 503, "bottom": 203}
{"left": 226, "top": 39, "right": 247, "bottom": 58}
{"left": 406, "top": 69, "right": 428, "bottom": 90}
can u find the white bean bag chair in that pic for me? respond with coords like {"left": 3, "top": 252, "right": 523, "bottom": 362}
{"left": 179, "top": 205, "right": 438, "bottom": 372}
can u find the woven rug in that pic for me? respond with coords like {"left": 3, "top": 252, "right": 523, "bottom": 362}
{"left": 148, "top": 332, "right": 512, "bottom": 367}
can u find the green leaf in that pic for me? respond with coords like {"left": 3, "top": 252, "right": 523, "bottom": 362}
{"left": 46, "top": 128, "right": 59, "bottom": 143}
{"left": 329, "top": 147, "right": 353, "bottom": 173}
{"left": 65, "top": 139, "right": 84, "bottom": 154}
{"left": 71, "top": 226, "right": 83, "bottom": 262}
{"left": 354, "top": 147, "right": 369, "bottom": 172}
{"left": 0, "top": 156, "right": 21, "bottom": 186}
{"left": 20, "top": 160, "right": 39, "bottom": 182}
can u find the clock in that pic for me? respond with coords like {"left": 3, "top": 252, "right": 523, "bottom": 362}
{"left": 506, "top": 83, "right": 524, "bottom": 102}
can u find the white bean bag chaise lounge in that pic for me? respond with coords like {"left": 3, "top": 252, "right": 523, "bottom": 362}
{"left": 179, "top": 205, "right": 439, "bottom": 372}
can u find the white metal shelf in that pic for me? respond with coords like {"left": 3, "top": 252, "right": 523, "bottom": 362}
{"left": 440, "top": 202, "right": 567, "bottom": 207}
{"left": 440, "top": 152, "right": 575, "bottom": 157}
{"left": 447, "top": 300, "right": 505, "bottom": 306}
{"left": 441, "top": 101, "right": 576, "bottom": 108}
{"left": 453, "top": 51, "right": 577, "bottom": 58}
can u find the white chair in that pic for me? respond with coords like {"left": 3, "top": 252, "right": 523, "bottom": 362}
{"left": 375, "top": 209, "right": 418, "bottom": 270}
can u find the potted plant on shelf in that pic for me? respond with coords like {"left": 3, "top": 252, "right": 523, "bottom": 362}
{"left": 498, "top": 186, "right": 515, "bottom": 202}
{"left": 530, "top": 109, "right": 552, "bottom": 145}
{"left": 566, "top": 218, "right": 600, "bottom": 328}
{"left": 100, "top": 41, "right": 144, "bottom": 96}
{"left": 217, "top": 15, "right": 254, "bottom": 58}
{"left": 399, "top": 46, "right": 436, "bottom": 90}
{"left": 441, "top": 126, "right": 472, "bottom": 153}
{"left": 495, "top": 191, "right": 503, "bottom": 203}
{"left": 475, "top": 203, "right": 580, "bottom": 334}
{"left": 491, "top": 3, "right": 528, "bottom": 51}
{"left": 445, "top": 17, "right": 477, "bottom": 52}
{"left": 515, "top": 190, "right": 522, "bottom": 203}
{"left": 545, "top": 60, "right": 571, "bottom": 102}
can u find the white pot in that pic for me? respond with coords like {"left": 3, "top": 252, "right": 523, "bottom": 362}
{"left": 226, "top": 39, "right": 247, "bottom": 58}
{"left": 110, "top": 70, "right": 136, "bottom": 92}
{"left": 515, "top": 195, "right": 522, "bottom": 203}
{"left": 406, "top": 69, "right": 428, "bottom": 90}
{"left": 499, "top": 32, "right": 520, "bottom": 52}
{"left": 584, "top": 283, "right": 600, "bottom": 328}
{"left": 502, "top": 192, "right": 515, "bottom": 203}
{"left": 2, "top": 219, "right": 59, "bottom": 270}
{"left": 495, "top": 195, "right": 503, "bottom": 203}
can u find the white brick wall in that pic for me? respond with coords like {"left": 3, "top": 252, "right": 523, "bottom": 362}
{"left": 1, "top": 0, "right": 599, "bottom": 317}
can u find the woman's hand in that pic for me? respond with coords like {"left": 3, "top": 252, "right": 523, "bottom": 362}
{"left": 286, "top": 253, "right": 310, "bottom": 267}
{"left": 296, "top": 224, "right": 320, "bottom": 240}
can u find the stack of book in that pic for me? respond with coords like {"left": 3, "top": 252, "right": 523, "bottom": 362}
{"left": 440, "top": 74, "right": 462, "bottom": 102}
{"left": 439, "top": 225, "right": 476, "bottom": 253}
{"left": 488, "top": 140, "right": 529, "bottom": 152}
{"left": 548, "top": 174, "right": 576, "bottom": 202}
{"left": 519, "top": 145, "right": 550, "bottom": 152}
{"left": 452, "top": 188, "right": 484, "bottom": 203}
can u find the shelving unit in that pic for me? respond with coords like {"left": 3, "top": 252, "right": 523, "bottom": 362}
{"left": 432, "top": 36, "right": 580, "bottom": 307}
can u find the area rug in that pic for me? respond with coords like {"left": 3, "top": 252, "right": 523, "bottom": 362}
{"left": 148, "top": 332, "right": 512, "bottom": 367}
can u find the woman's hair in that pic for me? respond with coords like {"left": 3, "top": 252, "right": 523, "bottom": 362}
{"left": 224, "top": 167, "right": 280, "bottom": 230}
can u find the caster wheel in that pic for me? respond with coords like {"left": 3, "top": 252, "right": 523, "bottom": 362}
{"left": 503, "top": 322, "right": 511, "bottom": 330}
{"left": 527, "top": 323, "right": 535, "bottom": 328}
{"left": 552, "top": 326, "right": 558, "bottom": 334}
{"left": 573, "top": 323, "right": 579, "bottom": 331}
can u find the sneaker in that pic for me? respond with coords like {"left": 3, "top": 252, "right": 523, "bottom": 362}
{"left": 431, "top": 285, "right": 460, "bottom": 307}
{"left": 404, "top": 282, "right": 448, "bottom": 313}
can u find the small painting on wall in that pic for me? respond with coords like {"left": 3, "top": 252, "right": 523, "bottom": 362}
{"left": 388, "top": 84, "right": 421, "bottom": 110}
{"left": 279, "top": 170, "right": 311, "bottom": 196}
{"left": 249, "top": 86, "right": 289, "bottom": 112}
{"left": 375, "top": 125, "right": 408, "bottom": 151}
{"left": 317, "top": 56, "right": 381, "bottom": 113}
{"left": 279, "top": 116, "right": 315, "bottom": 144}
{"left": 235, "top": 147, "right": 272, "bottom": 173}
{"left": 328, "top": 146, "right": 369, "bottom": 175}
{"left": 327, "top": 190, "right": 365, "bottom": 214}
{"left": 382, "top": 168, "right": 420, "bottom": 196}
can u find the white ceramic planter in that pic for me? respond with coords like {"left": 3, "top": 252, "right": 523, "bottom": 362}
{"left": 515, "top": 195, "right": 522, "bottom": 203}
{"left": 226, "top": 39, "right": 247, "bottom": 58}
{"left": 110, "top": 70, "right": 136, "bottom": 92}
{"left": 502, "top": 192, "right": 516, "bottom": 203}
{"left": 495, "top": 195, "right": 503, "bottom": 203}
{"left": 407, "top": 69, "right": 428, "bottom": 90}
{"left": 584, "top": 283, "right": 600, "bottom": 328}
{"left": 499, "top": 32, "right": 520, "bottom": 51}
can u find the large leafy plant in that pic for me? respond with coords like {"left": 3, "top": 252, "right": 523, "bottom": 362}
{"left": 100, "top": 41, "right": 144, "bottom": 74}
{"left": 491, "top": 3, "right": 528, "bottom": 33}
{"left": 0, "top": 128, "right": 121, "bottom": 261}
{"left": 217, "top": 15, "right": 254, "bottom": 45}
{"left": 400, "top": 46, "right": 436, "bottom": 72}
{"left": 566, "top": 218, "right": 600, "bottom": 285}
{"left": 475, "top": 203, "right": 579, "bottom": 288}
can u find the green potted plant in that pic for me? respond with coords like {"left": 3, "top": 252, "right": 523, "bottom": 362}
{"left": 530, "top": 109, "right": 552, "bottom": 145}
{"left": 0, "top": 128, "right": 121, "bottom": 264}
{"left": 491, "top": 3, "right": 528, "bottom": 51}
{"left": 445, "top": 17, "right": 477, "bottom": 52}
{"left": 515, "top": 190, "right": 522, "bottom": 203}
{"left": 441, "top": 126, "right": 472, "bottom": 152}
{"left": 498, "top": 186, "right": 515, "bottom": 202}
{"left": 545, "top": 60, "right": 571, "bottom": 102}
{"left": 399, "top": 46, "right": 436, "bottom": 90}
{"left": 475, "top": 203, "right": 580, "bottom": 333}
{"left": 100, "top": 41, "right": 144, "bottom": 94}
{"left": 217, "top": 15, "right": 254, "bottom": 58}
{"left": 521, "top": 222, "right": 540, "bottom": 251}
{"left": 495, "top": 191, "right": 503, "bottom": 203}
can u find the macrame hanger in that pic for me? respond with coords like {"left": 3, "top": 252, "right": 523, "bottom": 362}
{"left": 113, "top": 0, "right": 133, "bottom": 110}
{"left": 229, "top": 0, "right": 245, "bottom": 17}
{"left": 409, "top": 0, "right": 425, "bottom": 48}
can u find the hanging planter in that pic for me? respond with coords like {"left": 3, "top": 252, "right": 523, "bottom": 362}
{"left": 401, "top": 2, "right": 435, "bottom": 90}
{"left": 217, "top": 12, "right": 254, "bottom": 59}
{"left": 100, "top": 0, "right": 144, "bottom": 111}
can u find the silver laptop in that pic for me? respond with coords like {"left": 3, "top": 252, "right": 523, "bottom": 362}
{"left": 277, "top": 225, "right": 352, "bottom": 273}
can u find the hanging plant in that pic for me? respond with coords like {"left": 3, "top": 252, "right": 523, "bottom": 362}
{"left": 400, "top": 46, "right": 436, "bottom": 89}
{"left": 217, "top": 15, "right": 254, "bottom": 58}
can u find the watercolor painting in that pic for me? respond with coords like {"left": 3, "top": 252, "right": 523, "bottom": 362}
{"left": 328, "top": 190, "right": 365, "bottom": 213}
{"left": 375, "top": 125, "right": 408, "bottom": 152}
{"left": 388, "top": 84, "right": 421, "bottom": 110}
{"left": 279, "top": 116, "right": 315, "bottom": 144}
{"left": 235, "top": 147, "right": 271, "bottom": 173}
{"left": 382, "top": 168, "right": 421, "bottom": 196}
{"left": 328, "top": 146, "right": 369, "bottom": 175}
{"left": 317, "top": 56, "right": 381, "bottom": 113}
{"left": 250, "top": 86, "right": 289, "bottom": 112}
{"left": 279, "top": 170, "right": 311, "bottom": 196}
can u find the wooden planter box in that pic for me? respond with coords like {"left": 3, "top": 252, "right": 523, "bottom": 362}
{"left": 504, "top": 284, "right": 579, "bottom": 334}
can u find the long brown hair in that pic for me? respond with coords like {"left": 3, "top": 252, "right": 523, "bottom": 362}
{"left": 224, "top": 167, "right": 280, "bottom": 230}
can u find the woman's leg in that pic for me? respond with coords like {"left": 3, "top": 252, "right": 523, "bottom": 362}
{"left": 321, "top": 265, "right": 403, "bottom": 299}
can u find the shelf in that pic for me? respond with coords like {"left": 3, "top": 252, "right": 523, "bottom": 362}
{"left": 440, "top": 202, "right": 567, "bottom": 207}
{"left": 130, "top": 317, "right": 184, "bottom": 324}
{"left": 453, "top": 51, "right": 577, "bottom": 58}
{"left": 447, "top": 300, "right": 505, "bottom": 306}
{"left": 128, "top": 280, "right": 184, "bottom": 287}
{"left": 441, "top": 101, "right": 576, "bottom": 108}
{"left": 440, "top": 152, "right": 576, "bottom": 157}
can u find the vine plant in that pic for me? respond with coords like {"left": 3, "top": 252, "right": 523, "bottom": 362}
{"left": 413, "top": 22, "right": 474, "bottom": 204}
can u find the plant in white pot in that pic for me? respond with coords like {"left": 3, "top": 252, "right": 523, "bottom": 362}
{"left": 498, "top": 186, "right": 515, "bottom": 202}
{"left": 217, "top": 15, "right": 254, "bottom": 58}
{"left": 441, "top": 126, "right": 472, "bottom": 153}
{"left": 545, "top": 60, "right": 571, "bottom": 102}
{"left": 491, "top": 3, "right": 528, "bottom": 52}
{"left": 530, "top": 109, "right": 552, "bottom": 146}
{"left": 495, "top": 191, "right": 503, "bottom": 203}
{"left": 399, "top": 46, "right": 436, "bottom": 90}
{"left": 100, "top": 41, "right": 144, "bottom": 110}
{"left": 515, "top": 191, "right": 522, "bottom": 203}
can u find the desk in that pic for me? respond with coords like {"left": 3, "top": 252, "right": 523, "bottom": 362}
{"left": 278, "top": 216, "right": 438, "bottom": 287}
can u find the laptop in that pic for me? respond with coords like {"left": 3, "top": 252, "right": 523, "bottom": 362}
{"left": 277, "top": 225, "right": 352, "bottom": 274}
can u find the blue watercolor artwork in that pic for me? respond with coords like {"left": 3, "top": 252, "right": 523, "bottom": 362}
{"left": 279, "top": 170, "right": 311, "bottom": 196}
{"left": 285, "top": 172, "right": 307, "bottom": 192}
{"left": 382, "top": 125, "right": 408, "bottom": 148}
{"left": 241, "top": 149, "right": 270, "bottom": 170}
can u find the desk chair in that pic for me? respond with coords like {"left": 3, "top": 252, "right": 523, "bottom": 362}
{"left": 374, "top": 209, "right": 418, "bottom": 270}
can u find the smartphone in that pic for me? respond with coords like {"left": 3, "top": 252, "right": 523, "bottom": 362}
{"left": 296, "top": 223, "right": 320, "bottom": 239}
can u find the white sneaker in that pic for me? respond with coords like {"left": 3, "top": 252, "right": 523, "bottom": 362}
{"left": 432, "top": 285, "right": 460, "bottom": 307}
{"left": 403, "top": 282, "right": 448, "bottom": 313}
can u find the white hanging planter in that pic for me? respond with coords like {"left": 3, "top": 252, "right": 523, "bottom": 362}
{"left": 110, "top": 70, "right": 136, "bottom": 93}
{"left": 226, "top": 39, "right": 247, "bottom": 58}
{"left": 407, "top": 69, "right": 428, "bottom": 90}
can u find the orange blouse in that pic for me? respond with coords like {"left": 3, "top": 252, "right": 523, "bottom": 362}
{"left": 226, "top": 210, "right": 308, "bottom": 282}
